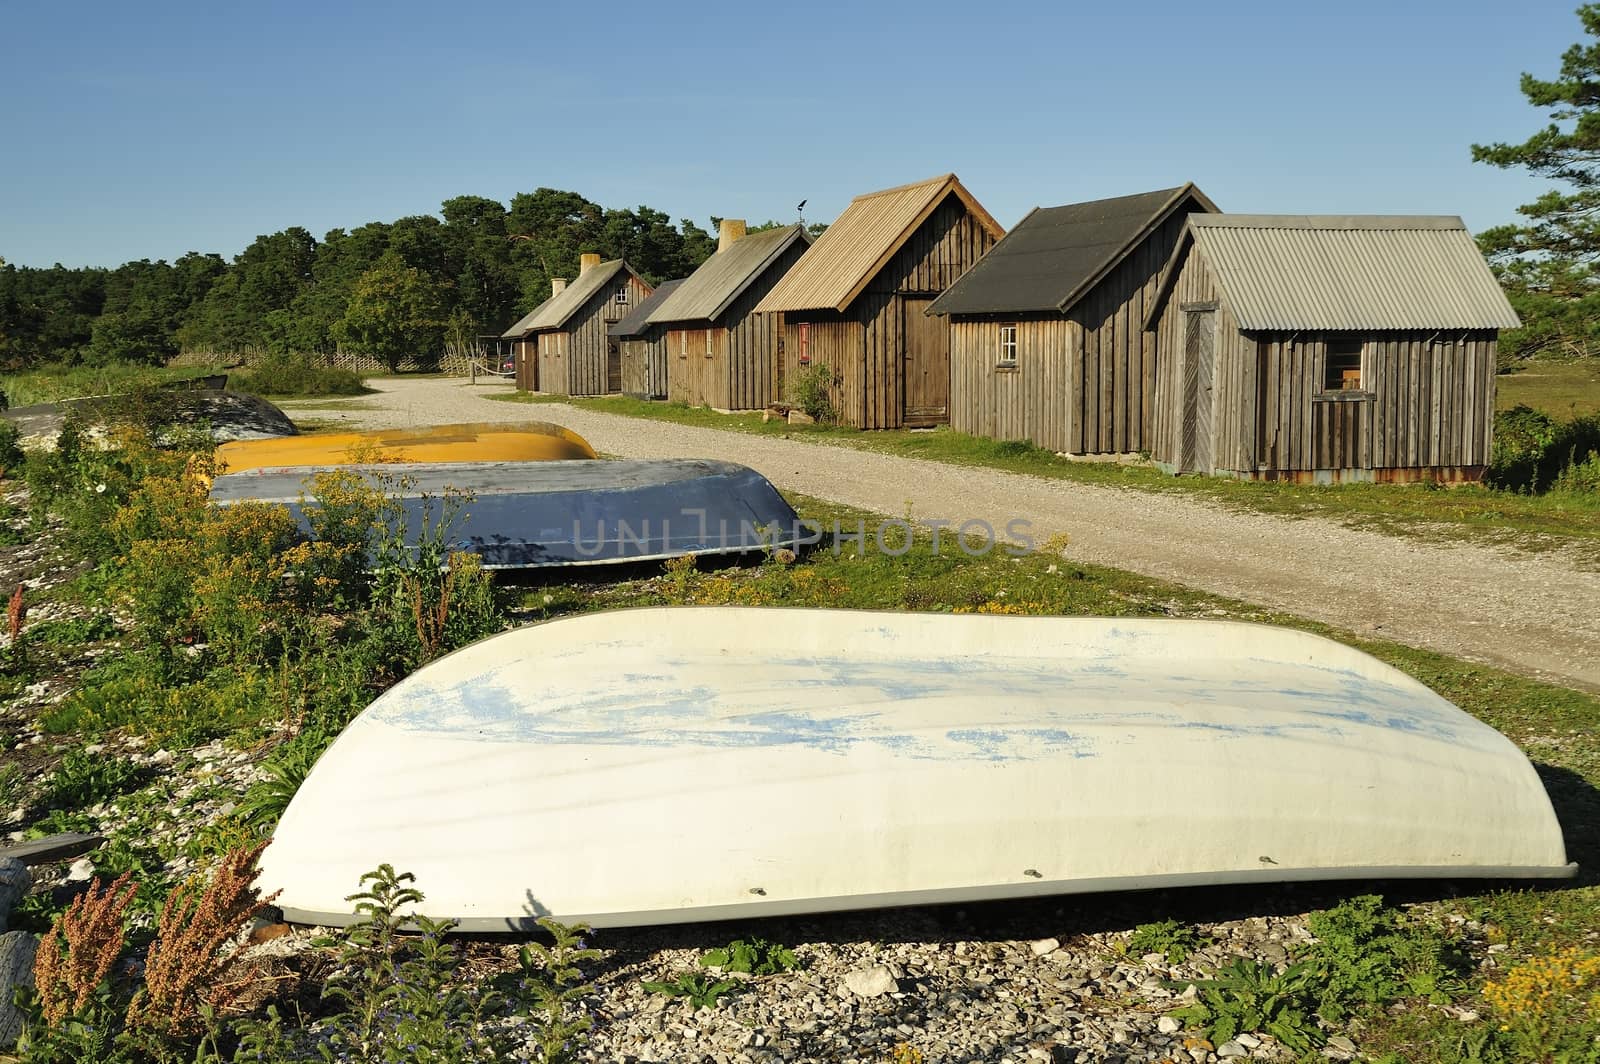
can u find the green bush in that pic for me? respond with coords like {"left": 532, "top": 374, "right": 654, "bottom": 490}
{"left": 787, "top": 363, "right": 841, "bottom": 423}
{"left": 230, "top": 353, "right": 366, "bottom": 397}
{"left": 0, "top": 418, "right": 22, "bottom": 475}
{"left": 1489, "top": 405, "right": 1600, "bottom": 492}
{"left": 1126, "top": 918, "right": 1209, "bottom": 964}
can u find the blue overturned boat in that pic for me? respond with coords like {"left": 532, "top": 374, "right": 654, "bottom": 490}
{"left": 207, "top": 458, "right": 803, "bottom": 569}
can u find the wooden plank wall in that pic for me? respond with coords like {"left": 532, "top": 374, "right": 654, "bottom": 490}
{"left": 514, "top": 338, "right": 537, "bottom": 391}
{"left": 725, "top": 238, "right": 809, "bottom": 411}
{"left": 1069, "top": 210, "right": 1188, "bottom": 454}
{"left": 1256, "top": 331, "right": 1498, "bottom": 472}
{"left": 949, "top": 318, "right": 1076, "bottom": 451}
{"left": 776, "top": 314, "right": 860, "bottom": 415}
{"left": 848, "top": 194, "right": 998, "bottom": 429}
{"left": 1368, "top": 333, "right": 1498, "bottom": 468}
{"left": 562, "top": 273, "right": 652, "bottom": 396}
{"left": 620, "top": 335, "right": 668, "bottom": 399}
{"left": 536, "top": 331, "right": 568, "bottom": 396}
{"left": 667, "top": 328, "right": 719, "bottom": 406}
{"left": 1150, "top": 241, "right": 1225, "bottom": 468}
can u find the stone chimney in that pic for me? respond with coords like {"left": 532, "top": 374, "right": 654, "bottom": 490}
{"left": 719, "top": 218, "right": 747, "bottom": 252}
{"left": 551, "top": 278, "right": 568, "bottom": 296}
{"left": 579, "top": 253, "right": 602, "bottom": 274}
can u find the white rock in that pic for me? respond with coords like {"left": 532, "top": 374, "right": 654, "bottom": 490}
{"left": 149, "top": 749, "right": 174, "bottom": 766}
{"left": 1030, "top": 937, "right": 1060, "bottom": 956}
{"left": 1218, "top": 1042, "right": 1247, "bottom": 1057}
{"left": 1234, "top": 1033, "right": 1260, "bottom": 1049}
{"left": 1157, "top": 1016, "right": 1181, "bottom": 1034}
{"left": 66, "top": 859, "right": 94, "bottom": 882}
{"left": 842, "top": 965, "right": 898, "bottom": 998}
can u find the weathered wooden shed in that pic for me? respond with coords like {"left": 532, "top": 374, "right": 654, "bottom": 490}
{"left": 500, "top": 284, "right": 560, "bottom": 392}
{"left": 754, "top": 175, "right": 1004, "bottom": 428}
{"left": 928, "top": 185, "right": 1216, "bottom": 453}
{"left": 507, "top": 255, "right": 653, "bottom": 396}
{"left": 647, "top": 220, "right": 812, "bottom": 410}
{"left": 609, "top": 278, "right": 684, "bottom": 400}
{"left": 1144, "top": 215, "right": 1521, "bottom": 482}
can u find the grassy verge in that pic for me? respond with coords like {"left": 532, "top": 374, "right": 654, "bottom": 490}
{"left": 1498, "top": 358, "right": 1600, "bottom": 418}
{"left": 491, "top": 391, "right": 1600, "bottom": 555}
{"left": 3, "top": 362, "right": 230, "bottom": 407}
{"left": 6, "top": 431, "right": 1596, "bottom": 1062}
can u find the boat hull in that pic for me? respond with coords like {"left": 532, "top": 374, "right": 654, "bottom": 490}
{"left": 214, "top": 421, "right": 596, "bottom": 473}
{"left": 258, "top": 609, "right": 1574, "bottom": 930}
{"left": 209, "top": 459, "right": 803, "bottom": 568}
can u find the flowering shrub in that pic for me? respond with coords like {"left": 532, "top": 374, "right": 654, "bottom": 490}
{"left": 1481, "top": 946, "right": 1600, "bottom": 1062}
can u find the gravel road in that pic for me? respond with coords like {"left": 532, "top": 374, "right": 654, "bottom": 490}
{"left": 283, "top": 377, "right": 1600, "bottom": 692}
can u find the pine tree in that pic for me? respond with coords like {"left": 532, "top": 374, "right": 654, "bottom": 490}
{"left": 1474, "top": 4, "right": 1600, "bottom": 360}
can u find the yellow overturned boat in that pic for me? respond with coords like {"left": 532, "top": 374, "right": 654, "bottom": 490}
{"left": 214, "top": 421, "right": 595, "bottom": 474}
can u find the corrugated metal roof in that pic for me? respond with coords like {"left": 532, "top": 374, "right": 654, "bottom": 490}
{"left": 647, "top": 225, "right": 811, "bottom": 325}
{"left": 610, "top": 279, "right": 686, "bottom": 339}
{"left": 928, "top": 185, "right": 1215, "bottom": 316}
{"left": 525, "top": 259, "right": 632, "bottom": 332}
{"left": 1187, "top": 215, "right": 1520, "bottom": 330}
{"left": 501, "top": 294, "right": 554, "bottom": 339}
{"left": 755, "top": 174, "right": 1005, "bottom": 313}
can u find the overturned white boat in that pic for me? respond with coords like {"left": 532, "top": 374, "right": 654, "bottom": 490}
{"left": 259, "top": 608, "right": 1573, "bottom": 930}
{"left": 208, "top": 459, "right": 802, "bottom": 568}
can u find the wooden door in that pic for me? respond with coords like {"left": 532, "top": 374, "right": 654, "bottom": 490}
{"left": 1180, "top": 309, "right": 1216, "bottom": 473}
{"left": 606, "top": 340, "right": 622, "bottom": 394}
{"left": 902, "top": 297, "right": 950, "bottom": 426}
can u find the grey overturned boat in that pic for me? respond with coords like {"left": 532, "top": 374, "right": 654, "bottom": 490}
{"left": 208, "top": 458, "right": 802, "bottom": 568}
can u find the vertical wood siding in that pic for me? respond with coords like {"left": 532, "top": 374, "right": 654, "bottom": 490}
{"left": 666, "top": 328, "right": 723, "bottom": 407}
{"left": 514, "top": 338, "right": 538, "bottom": 391}
{"left": 620, "top": 335, "right": 668, "bottom": 399}
{"left": 1068, "top": 210, "right": 1188, "bottom": 454}
{"left": 776, "top": 313, "right": 861, "bottom": 415}
{"left": 1151, "top": 244, "right": 1500, "bottom": 477}
{"left": 948, "top": 210, "right": 1187, "bottom": 454}
{"left": 949, "top": 318, "right": 1076, "bottom": 451}
{"left": 557, "top": 273, "right": 652, "bottom": 396}
{"left": 778, "top": 194, "right": 996, "bottom": 429}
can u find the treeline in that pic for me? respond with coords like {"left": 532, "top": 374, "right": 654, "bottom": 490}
{"left": 0, "top": 190, "right": 736, "bottom": 370}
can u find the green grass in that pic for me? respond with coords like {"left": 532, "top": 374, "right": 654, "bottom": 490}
{"left": 1498, "top": 359, "right": 1600, "bottom": 418}
{"left": 4, "top": 362, "right": 230, "bottom": 407}
{"left": 492, "top": 391, "right": 1600, "bottom": 556}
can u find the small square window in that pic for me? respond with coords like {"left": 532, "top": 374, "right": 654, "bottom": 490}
{"left": 615, "top": 285, "right": 629, "bottom": 306}
{"left": 998, "top": 324, "right": 1018, "bottom": 367}
{"left": 1325, "top": 339, "right": 1362, "bottom": 391}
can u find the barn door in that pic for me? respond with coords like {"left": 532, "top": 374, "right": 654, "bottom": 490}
{"left": 1181, "top": 308, "right": 1216, "bottom": 474}
{"left": 902, "top": 297, "right": 950, "bottom": 426}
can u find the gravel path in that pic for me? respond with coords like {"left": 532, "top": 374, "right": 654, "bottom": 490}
{"left": 284, "top": 378, "right": 1600, "bottom": 692}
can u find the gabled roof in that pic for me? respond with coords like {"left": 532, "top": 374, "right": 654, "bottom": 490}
{"left": 610, "top": 279, "right": 686, "bottom": 339}
{"left": 1148, "top": 215, "right": 1521, "bottom": 331}
{"left": 500, "top": 293, "right": 556, "bottom": 339}
{"left": 647, "top": 225, "right": 811, "bottom": 325}
{"left": 523, "top": 258, "right": 636, "bottom": 333}
{"left": 928, "top": 184, "right": 1216, "bottom": 316}
{"left": 755, "top": 174, "right": 1005, "bottom": 313}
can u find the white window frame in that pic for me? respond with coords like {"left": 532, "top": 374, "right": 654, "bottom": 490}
{"left": 998, "top": 323, "right": 1018, "bottom": 367}
{"left": 705, "top": 330, "right": 714, "bottom": 357}
{"left": 615, "top": 285, "right": 629, "bottom": 306}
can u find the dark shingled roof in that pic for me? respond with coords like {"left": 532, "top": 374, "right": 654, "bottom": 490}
{"left": 928, "top": 184, "right": 1216, "bottom": 316}
{"left": 610, "top": 279, "right": 686, "bottom": 339}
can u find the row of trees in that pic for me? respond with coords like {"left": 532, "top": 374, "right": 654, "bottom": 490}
{"left": 0, "top": 190, "right": 740, "bottom": 370}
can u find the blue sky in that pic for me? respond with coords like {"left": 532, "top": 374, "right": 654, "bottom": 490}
{"left": 0, "top": 0, "right": 1581, "bottom": 268}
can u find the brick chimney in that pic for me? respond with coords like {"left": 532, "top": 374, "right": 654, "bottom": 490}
{"left": 551, "top": 278, "right": 568, "bottom": 296}
{"left": 719, "top": 218, "right": 747, "bottom": 252}
{"left": 579, "top": 253, "right": 602, "bottom": 274}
